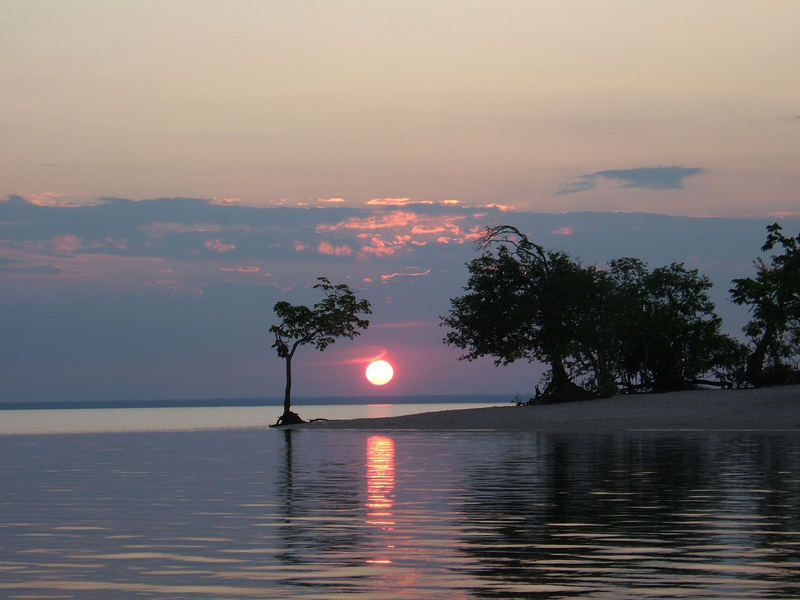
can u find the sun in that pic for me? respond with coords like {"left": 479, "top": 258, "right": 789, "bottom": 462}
{"left": 365, "top": 360, "right": 394, "bottom": 386}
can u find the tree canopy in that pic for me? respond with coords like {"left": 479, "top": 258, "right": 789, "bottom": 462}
{"left": 269, "top": 277, "right": 371, "bottom": 425}
{"left": 442, "top": 225, "right": 742, "bottom": 402}
{"left": 730, "top": 223, "right": 800, "bottom": 386}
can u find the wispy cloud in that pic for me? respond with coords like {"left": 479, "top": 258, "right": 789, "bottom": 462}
{"left": 205, "top": 238, "right": 236, "bottom": 253}
{"left": 367, "top": 197, "right": 433, "bottom": 206}
{"left": 318, "top": 240, "right": 353, "bottom": 256}
{"left": 380, "top": 268, "right": 431, "bottom": 281}
{"left": 479, "top": 203, "right": 515, "bottom": 212}
{"left": 359, "top": 234, "right": 418, "bottom": 257}
{"left": 25, "top": 192, "right": 101, "bottom": 207}
{"left": 552, "top": 226, "right": 574, "bottom": 236}
{"left": 558, "top": 166, "right": 705, "bottom": 195}
{"left": 317, "top": 210, "right": 419, "bottom": 232}
{"left": 210, "top": 197, "right": 244, "bottom": 206}
{"left": 218, "top": 265, "right": 260, "bottom": 273}
{"left": 51, "top": 234, "right": 87, "bottom": 253}
{"left": 144, "top": 222, "right": 225, "bottom": 236}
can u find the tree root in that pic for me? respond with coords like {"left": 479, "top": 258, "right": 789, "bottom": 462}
{"left": 270, "top": 411, "right": 306, "bottom": 427}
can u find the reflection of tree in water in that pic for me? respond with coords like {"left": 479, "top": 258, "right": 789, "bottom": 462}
{"left": 274, "top": 429, "right": 366, "bottom": 566}
{"left": 457, "top": 433, "right": 800, "bottom": 598}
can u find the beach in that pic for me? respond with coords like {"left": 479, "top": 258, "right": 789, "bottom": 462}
{"left": 297, "top": 385, "right": 800, "bottom": 431}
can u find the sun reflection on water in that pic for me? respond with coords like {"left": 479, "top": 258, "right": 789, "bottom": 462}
{"left": 366, "top": 435, "right": 395, "bottom": 527}
{"left": 366, "top": 435, "right": 396, "bottom": 566}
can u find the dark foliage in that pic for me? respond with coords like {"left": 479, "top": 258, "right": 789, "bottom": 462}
{"left": 730, "top": 223, "right": 800, "bottom": 386}
{"left": 442, "top": 226, "right": 743, "bottom": 401}
{"left": 269, "top": 277, "right": 371, "bottom": 425}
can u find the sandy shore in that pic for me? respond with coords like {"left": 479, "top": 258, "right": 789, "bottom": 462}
{"left": 295, "top": 385, "right": 800, "bottom": 432}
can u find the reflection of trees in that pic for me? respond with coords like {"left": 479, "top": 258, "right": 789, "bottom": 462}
{"left": 274, "top": 429, "right": 366, "bottom": 566}
{"left": 457, "top": 433, "right": 800, "bottom": 598}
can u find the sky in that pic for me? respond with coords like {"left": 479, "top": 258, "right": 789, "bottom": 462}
{"left": 2, "top": 1, "right": 799, "bottom": 403}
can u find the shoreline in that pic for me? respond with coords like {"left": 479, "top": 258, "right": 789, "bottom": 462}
{"left": 293, "top": 385, "right": 800, "bottom": 432}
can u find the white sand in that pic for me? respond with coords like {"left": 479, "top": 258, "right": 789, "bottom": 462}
{"left": 295, "top": 385, "right": 800, "bottom": 432}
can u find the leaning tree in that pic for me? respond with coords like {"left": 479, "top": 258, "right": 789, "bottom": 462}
{"left": 442, "top": 225, "right": 598, "bottom": 402}
{"left": 269, "top": 277, "right": 371, "bottom": 426}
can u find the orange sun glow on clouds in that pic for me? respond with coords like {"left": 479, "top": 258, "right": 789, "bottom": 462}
{"left": 365, "top": 360, "right": 394, "bottom": 386}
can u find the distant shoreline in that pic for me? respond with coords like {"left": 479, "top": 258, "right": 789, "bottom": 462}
{"left": 294, "top": 385, "right": 800, "bottom": 432}
{"left": 0, "top": 394, "right": 512, "bottom": 411}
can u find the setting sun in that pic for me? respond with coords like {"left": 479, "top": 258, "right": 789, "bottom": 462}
{"left": 365, "top": 360, "right": 394, "bottom": 386}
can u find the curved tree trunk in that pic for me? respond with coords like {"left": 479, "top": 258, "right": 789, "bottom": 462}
{"left": 543, "top": 355, "right": 592, "bottom": 402}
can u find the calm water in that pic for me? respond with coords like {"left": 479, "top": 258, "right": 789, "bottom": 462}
{"left": 0, "top": 403, "right": 501, "bottom": 435}
{"left": 1, "top": 414, "right": 800, "bottom": 598}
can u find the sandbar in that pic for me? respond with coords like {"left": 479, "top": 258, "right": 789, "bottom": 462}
{"left": 295, "top": 385, "right": 800, "bottom": 432}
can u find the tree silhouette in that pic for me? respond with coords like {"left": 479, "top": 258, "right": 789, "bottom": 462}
{"left": 442, "top": 225, "right": 596, "bottom": 401}
{"left": 269, "top": 277, "right": 371, "bottom": 425}
{"left": 443, "top": 225, "right": 740, "bottom": 401}
{"left": 730, "top": 223, "right": 800, "bottom": 386}
{"left": 607, "top": 259, "right": 741, "bottom": 392}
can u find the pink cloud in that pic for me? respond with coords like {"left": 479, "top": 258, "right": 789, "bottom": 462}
{"left": 318, "top": 240, "right": 353, "bottom": 256}
{"left": 411, "top": 225, "right": 447, "bottom": 235}
{"left": 219, "top": 266, "right": 260, "bottom": 273}
{"left": 381, "top": 268, "right": 431, "bottom": 281}
{"left": 210, "top": 197, "right": 244, "bottom": 205}
{"left": 317, "top": 210, "right": 419, "bottom": 232}
{"left": 51, "top": 235, "right": 85, "bottom": 253}
{"left": 315, "top": 210, "right": 483, "bottom": 255}
{"left": 552, "top": 226, "right": 575, "bottom": 236}
{"left": 366, "top": 198, "right": 431, "bottom": 206}
{"left": 318, "top": 197, "right": 346, "bottom": 203}
{"left": 360, "top": 235, "right": 416, "bottom": 257}
{"left": 205, "top": 238, "right": 236, "bottom": 253}
{"left": 437, "top": 226, "right": 482, "bottom": 245}
{"left": 26, "top": 192, "right": 100, "bottom": 207}
{"left": 319, "top": 348, "right": 389, "bottom": 366}
{"left": 294, "top": 241, "right": 310, "bottom": 251}
{"left": 480, "top": 203, "right": 515, "bottom": 212}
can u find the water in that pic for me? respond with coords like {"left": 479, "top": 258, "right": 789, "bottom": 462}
{"left": 1, "top": 413, "right": 800, "bottom": 598}
{"left": 0, "top": 403, "right": 501, "bottom": 435}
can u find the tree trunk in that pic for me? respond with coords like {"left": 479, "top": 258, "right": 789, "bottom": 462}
{"left": 550, "top": 355, "right": 570, "bottom": 387}
{"left": 283, "top": 354, "right": 292, "bottom": 416}
{"left": 746, "top": 321, "right": 774, "bottom": 387}
{"left": 543, "top": 354, "right": 593, "bottom": 403}
{"left": 271, "top": 353, "right": 305, "bottom": 426}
